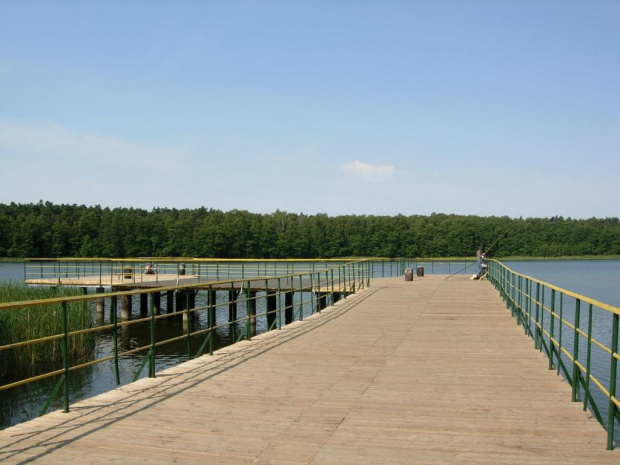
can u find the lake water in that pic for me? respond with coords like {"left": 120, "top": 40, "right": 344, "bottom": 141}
{"left": 502, "top": 259, "right": 620, "bottom": 308}
{"left": 1, "top": 260, "right": 619, "bottom": 440}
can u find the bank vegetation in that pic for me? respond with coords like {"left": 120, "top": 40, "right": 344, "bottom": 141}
{"left": 1, "top": 202, "right": 619, "bottom": 259}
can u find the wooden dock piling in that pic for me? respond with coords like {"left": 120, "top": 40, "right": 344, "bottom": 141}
{"left": 139, "top": 293, "right": 148, "bottom": 315}
{"left": 284, "top": 291, "right": 293, "bottom": 324}
{"left": 166, "top": 290, "right": 174, "bottom": 313}
{"left": 152, "top": 292, "right": 161, "bottom": 315}
{"left": 121, "top": 294, "right": 132, "bottom": 320}
{"left": 249, "top": 291, "right": 257, "bottom": 336}
{"left": 266, "top": 292, "right": 277, "bottom": 329}
{"left": 95, "top": 287, "right": 105, "bottom": 322}
{"left": 228, "top": 289, "right": 237, "bottom": 324}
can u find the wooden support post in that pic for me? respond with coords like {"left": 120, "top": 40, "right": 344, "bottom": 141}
{"left": 284, "top": 292, "right": 293, "bottom": 325}
{"left": 121, "top": 294, "right": 132, "bottom": 321}
{"left": 140, "top": 293, "right": 148, "bottom": 316}
{"left": 175, "top": 291, "right": 184, "bottom": 314}
{"left": 166, "top": 290, "right": 174, "bottom": 313}
{"left": 207, "top": 289, "right": 217, "bottom": 306}
{"left": 176, "top": 290, "right": 193, "bottom": 324}
{"left": 249, "top": 291, "right": 257, "bottom": 337}
{"left": 120, "top": 317, "right": 130, "bottom": 349}
{"left": 228, "top": 289, "right": 237, "bottom": 341}
{"left": 189, "top": 290, "right": 196, "bottom": 314}
{"left": 266, "top": 291, "right": 277, "bottom": 330}
{"left": 207, "top": 289, "right": 217, "bottom": 320}
{"left": 95, "top": 287, "right": 105, "bottom": 323}
{"left": 228, "top": 290, "right": 237, "bottom": 323}
{"left": 153, "top": 292, "right": 161, "bottom": 315}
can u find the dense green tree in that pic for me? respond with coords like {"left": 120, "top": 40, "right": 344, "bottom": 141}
{"left": 0, "top": 202, "right": 618, "bottom": 259}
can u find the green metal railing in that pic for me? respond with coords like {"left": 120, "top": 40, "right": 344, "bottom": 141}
{"left": 487, "top": 259, "right": 620, "bottom": 450}
{"left": 24, "top": 257, "right": 476, "bottom": 287}
{"left": 1, "top": 260, "right": 370, "bottom": 421}
{"left": 23, "top": 258, "right": 363, "bottom": 287}
{"left": 368, "top": 258, "right": 477, "bottom": 277}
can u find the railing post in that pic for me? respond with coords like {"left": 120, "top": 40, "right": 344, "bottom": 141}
{"left": 111, "top": 296, "right": 120, "bottom": 385}
{"left": 584, "top": 303, "right": 593, "bottom": 412}
{"left": 509, "top": 273, "right": 519, "bottom": 321}
{"left": 311, "top": 273, "right": 315, "bottom": 314}
{"left": 277, "top": 278, "right": 282, "bottom": 330}
{"left": 572, "top": 299, "right": 581, "bottom": 402}
{"left": 150, "top": 293, "right": 156, "bottom": 376}
{"left": 539, "top": 284, "right": 545, "bottom": 353}
{"left": 607, "top": 313, "right": 619, "bottom": 450}
{"left": 246, "top": 281, "right": 251, "bottom": 341}
{"left": 185, "top": 291, "right": 191, "bottom": 359}
{"left": 61, "top": 301, "right": 69, "bottom": 413}
{"left": 296, "top": 275, "right": 302, "bottom": 321}
{"left": 316, "top": 272, "right": 321, "bottom": 313}
{"left": 549, "top": 289, "right": 556, "bottom": 370}
{"left": 208, "top": 286, "right": 215, "bottom": 355}
{"left": 229, "top": 284, "right": 237, "bottom": 342}
{"left": 517, "top": 275, "right": 523, "bottom": 326}
{"left": 558, "top": 293, "right": 564, "bottom": 376}
{"left": 526, "top": 279, "right": 531, "bottom": 336}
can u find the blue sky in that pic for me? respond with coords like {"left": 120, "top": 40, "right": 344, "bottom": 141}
{"left": 1, "top": 1, "right": 618, "bottom": 218}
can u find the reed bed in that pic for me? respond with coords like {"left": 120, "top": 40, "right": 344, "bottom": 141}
{"left": 0, "top": 282, "right": 94, "bottom": 379}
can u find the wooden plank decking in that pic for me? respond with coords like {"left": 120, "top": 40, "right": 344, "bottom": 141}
{"left": 1, "top": 276, "right": 618, "bottom": 464}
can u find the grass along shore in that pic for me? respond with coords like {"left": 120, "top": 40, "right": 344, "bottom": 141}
{"left": 0, "top": 282, "right": 94, "bottom": 379}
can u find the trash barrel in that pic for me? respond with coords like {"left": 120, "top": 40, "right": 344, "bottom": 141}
{"left": 416, "top": 266, "right": 424, "bottom": 277}
{"left": 404, "top": 268, "right": 413, "bottom": 281}
{"left": 179, "top": 263, "right": 186, "bottom": 276}
{"left": 123, "top": 266, "right": 133, "bottom": 280}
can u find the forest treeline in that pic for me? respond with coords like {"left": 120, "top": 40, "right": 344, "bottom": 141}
{"left": 1, "top": 202, "right": 619, "bottom": 259}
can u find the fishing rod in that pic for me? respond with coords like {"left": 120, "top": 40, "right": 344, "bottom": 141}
{"left": 484, "top": 231, "right": 508, "bottom": 256}
{"left": 443, "top": 260, "right": 476, "bottom": 280}
{"left": 444, "top": 231, "right": 508, "bottom": 280}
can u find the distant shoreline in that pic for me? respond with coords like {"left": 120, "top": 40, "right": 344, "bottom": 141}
{"left": 2, "top": 255, "right": 620, "bottom": 263}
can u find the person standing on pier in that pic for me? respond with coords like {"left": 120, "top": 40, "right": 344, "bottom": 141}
{"left": 476, "top": 247, "right": 483, "bottom": 277}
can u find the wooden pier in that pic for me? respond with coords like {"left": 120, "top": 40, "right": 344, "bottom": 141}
{"left": 24, "top": 273, "right": 335, "bottom": 292}
{"left": 2, "top": 276, "right": 618, "bottom": 464}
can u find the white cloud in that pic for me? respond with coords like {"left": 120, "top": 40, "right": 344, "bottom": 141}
{"left": 341, "top": 160, "right": 395, "bottom": 181}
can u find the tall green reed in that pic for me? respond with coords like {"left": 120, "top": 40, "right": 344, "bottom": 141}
{"left": 0, "top": 282, "right": 94, "bottom": 380}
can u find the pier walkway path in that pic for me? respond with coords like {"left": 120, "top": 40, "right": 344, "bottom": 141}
{"left": 1, "top": 276, "right": 618, "bottom": 464}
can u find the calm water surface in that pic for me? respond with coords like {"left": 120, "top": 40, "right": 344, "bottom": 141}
{"left": 502, "top": 259, "right": 620, "bottom": 307}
